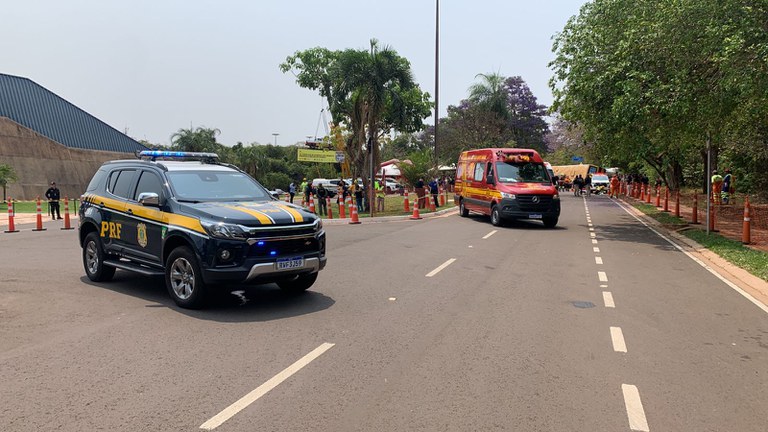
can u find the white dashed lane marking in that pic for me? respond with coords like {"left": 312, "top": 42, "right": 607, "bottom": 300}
{"left": 426, "top": 258, "right": 456, "bottom": 277}
{"left": 592, "top": 239, "right": 598, "bottom": 244}
{"left": 622, "top": 384, "right": 650, "bottom": 431}
{"left": 603, "top": 291, "right": 615, "bottom": 308}
{"left": 199, "top": 343, "right": 335, "bottom": 430}
{"left": 610, "top": 327, "right": 627, "bottom": 352}
{"left": 598, "top": 271, "right": 608, "bottom": 282}
{"left": 482, "top": 230, "right": 497, "bottom": 239}
{"left": 593, "top": 247, "right": 600, "bottom": 253}
{"left": 595, "top": 257, "right": 603, "bottom": 265}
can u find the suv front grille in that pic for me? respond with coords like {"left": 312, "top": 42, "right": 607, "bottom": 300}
{"left": 248, "top": 236, "right": 320, "bottom": 257}
{"left": 245, "top": 224, "right": 316, "bottom": 239}
{"left": 516, "top": 195, "right": 553, "bottom": 211}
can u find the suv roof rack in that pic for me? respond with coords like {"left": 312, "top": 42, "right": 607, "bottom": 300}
{"left": 136, "top": 150, "right": 220, "bottom": 163}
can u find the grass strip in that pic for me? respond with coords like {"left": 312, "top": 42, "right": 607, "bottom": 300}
{"left": 632, "top": 202, "right": 688, "bottom": 226}
{"left": 682, "top": 229, "right": 768, "bottom": 282}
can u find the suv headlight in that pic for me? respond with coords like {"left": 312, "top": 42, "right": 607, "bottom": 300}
{"left": 501, "top": 192, "right": 516, "bottom": 199}
{"left": 201, "top": 220, "right": 248, "bottom": 240}
{"left": 314, "top": 218, "right": 323, "bottom": 232}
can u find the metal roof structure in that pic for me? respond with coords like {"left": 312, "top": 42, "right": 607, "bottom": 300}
{"left": 0, "top": 73, "right": 147, "bottom": 153}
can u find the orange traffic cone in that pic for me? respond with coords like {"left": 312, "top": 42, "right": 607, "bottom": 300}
{"left": 348, "top": 196, "right": 361, "bottom": 224}
{"left": 430, "top": 195, "right": 436, "bottom": 212}
{"left": 33, "top": 197, "right": 46, "bottom": 231}
{"left": 655, "top": 186, "right": 661, "bottom": 207}
{"left": 645, "top": 185, "right": 651, "bottom": 203}
{"left": 338, "top": 196, "right": 346, "bottom": 218}
{"left": 61, "top": 197, "right": 74, "bottom": 230}
{"left": 326, "top": 197, "right": 333, "bottom": 219}
{"left": 709, "top": 195, "right": 718, "bottom": 232}
{"left": 403, "top": 190, "right": 410, "bottom": 213}
{"left": 285, "top": 193, "right": 290, "bottom": 203}
{"left": 640, "top": 185, "right": 646, "bottom": 201}
{"left": 4, "top": 198, "right": 18, "bottom": 233}
{"left": 743, "top": 196, "right": 752, "bottom": 244}
{"left": 674, "top": 190, "right": 680, "bottom": 218}
{"left": 440, "top": 188, "right": 446, "bottom": 206}
{"left": 410, "top": 198, "right": 422, "bottom": 220}
{"left": 663, "top": 187, "right": 670, "bottom": 212}
{"left": 309, "top": 194, "right": 316, "bottom": 214}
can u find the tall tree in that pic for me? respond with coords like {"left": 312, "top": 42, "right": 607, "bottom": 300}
{"left": 0, "top": 163, "right": 18, "bottom": 201}
{"left": 280, "top": 40, "right": 432, "bottom": 206}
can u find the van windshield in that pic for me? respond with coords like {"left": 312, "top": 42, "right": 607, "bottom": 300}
{"left": 495, "top": 162, "right": 550, "bottom": 184}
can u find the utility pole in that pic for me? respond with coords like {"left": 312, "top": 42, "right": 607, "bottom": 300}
{"left": 272, "top": 133, "right": 279, "bottom": 146}
{"left": 434, "top": 0, "right": 440, "bottom": 169}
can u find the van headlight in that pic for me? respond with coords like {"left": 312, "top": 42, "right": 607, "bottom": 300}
{"left": 501, "top": 192, "right": 516, "bottom": 199}
{"left": 553, "top": 193, "right": 560, "bottom": 200}
{"left": 201, "top": 220, "right": 248, "bottom": 240}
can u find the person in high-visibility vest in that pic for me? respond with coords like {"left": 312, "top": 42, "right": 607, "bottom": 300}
{"left": 609, "top": 175, "right": 620, "bottom": 198}
{"left": 375, "top": 179, "right": 385, "bottom": 212}
{"left": 711, "top": 170, "right": 723, "bottom": 204}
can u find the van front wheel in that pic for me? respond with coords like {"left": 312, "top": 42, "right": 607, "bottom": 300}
{"left": 543, "top": 216, "right": 558, "bottom": 228}
{"left": 459, "top": 199, "right": 469, "bottom": 217}
{"left": 490, "top": 205, "right": 503, "bottom": 226}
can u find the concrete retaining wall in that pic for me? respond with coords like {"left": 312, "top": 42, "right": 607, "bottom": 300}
{"left": 0, "top": 117, "right": 133, "bottom": 200}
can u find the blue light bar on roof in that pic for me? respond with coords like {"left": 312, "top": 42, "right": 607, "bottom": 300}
{"left": 138, "top": 150, "right": 219, "bottom": 161}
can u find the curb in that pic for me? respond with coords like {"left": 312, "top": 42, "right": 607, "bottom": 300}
{"left": 617, "top": 197, "right": 768, "bottom": 310}
{"left": 321, "top": 206, "right": 458, "bottom": 225}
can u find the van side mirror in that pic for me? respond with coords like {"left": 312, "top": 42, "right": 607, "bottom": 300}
{"left": 486, "top": 175, "right": 495, "bottom": 185}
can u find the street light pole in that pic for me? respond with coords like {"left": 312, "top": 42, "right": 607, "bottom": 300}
{"left": 434, "top": 0, "right": 440, "bottom": 169}
{"left": 272, "top": 133, "right": 279, "bottom": 146}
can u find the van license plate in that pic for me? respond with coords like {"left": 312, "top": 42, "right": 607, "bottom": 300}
{"left": 529, "top": 214, "right": 543, "bottom": 219}
{"left": 277, "top": 257, "right": 304, "bottom": 270}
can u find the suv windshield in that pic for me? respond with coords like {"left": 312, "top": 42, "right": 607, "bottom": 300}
{"left": 495, "top": 161, "right": 550, "bottom": 184}
{"left": 166, "top": 171, "right": 272, "bottom": 201}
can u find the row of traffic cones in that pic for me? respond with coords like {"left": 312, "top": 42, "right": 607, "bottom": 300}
{"left": 4, "top": 197, "right": 74, "bottom": 233}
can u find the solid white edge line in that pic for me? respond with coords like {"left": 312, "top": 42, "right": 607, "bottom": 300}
{"left": 603, "top": 291, "right": 615, "bottom": 308}
{"left": 598, "top": 271, "right": 608, "bottom": 282}
{"left": 622, "top": 384, "right": 650, "bottom": 431}
{"left": 595, "top": 257, "right": 603, "bottom": 265}
{"left": 199, "top": 343, "right": 335, "bottom": 430}
{"left": 610, "top": 326, "right": 627, "bottom": 352}
{"left": 426, "top": 258, "right": 457, "bottom": 277}
{"left": 613, "top": 199, "right": 768, "bottom": 315}
{"left": 482, "top": 230, "right": 498, "bottom": 239}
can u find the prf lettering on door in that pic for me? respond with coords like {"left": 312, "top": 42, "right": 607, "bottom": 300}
{"left": 100, "top": 221, "right": 122, "bottom": 239}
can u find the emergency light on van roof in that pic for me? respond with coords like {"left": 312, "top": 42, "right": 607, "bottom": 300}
{"left": 137, "top": 150, "right": 220, "bottom": 162}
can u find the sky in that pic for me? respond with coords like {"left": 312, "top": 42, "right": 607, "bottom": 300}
{"left": 1, "top": 0, "right": 587, "bottom": 148}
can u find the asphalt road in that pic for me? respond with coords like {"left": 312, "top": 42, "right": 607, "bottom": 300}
{"left": 1, "top": 194, "right": 766, "bottom": 431}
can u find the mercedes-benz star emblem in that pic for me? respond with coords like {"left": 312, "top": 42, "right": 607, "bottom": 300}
{"left": 532, "top": 196, "right": 540, "bottom": 204}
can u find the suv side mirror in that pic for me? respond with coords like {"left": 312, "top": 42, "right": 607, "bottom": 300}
{"left": 486, "top": 174, "right": 495, "bottom": 185}
{"left": 138, "top": 192, "right": 160, "bottom": 207}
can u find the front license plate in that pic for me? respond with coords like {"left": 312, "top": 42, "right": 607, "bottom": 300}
{"left": 529, "top": 214, "right": 543, "bottom": 219}
{"left": 276, "top": 257, "right": 304, "bottom": 270}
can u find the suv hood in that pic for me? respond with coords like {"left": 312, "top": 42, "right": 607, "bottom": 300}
{"left": 180, "top": 200, "right": 317, "bottom": 226}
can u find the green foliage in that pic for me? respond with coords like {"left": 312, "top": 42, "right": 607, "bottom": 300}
{"left": 280, "top": 40, "right": 432, "bottom": 185}
{"left": 398, "top": 148, "right": 434, "bottom": 187}
{"left": 258, "top": 172, "right": 293, "bottom": 192}
{"left": 550, "top": 0, "right": 768, "bottom": 198}
{"left": 0, "top": 163, "right": 19, "bottom": 200}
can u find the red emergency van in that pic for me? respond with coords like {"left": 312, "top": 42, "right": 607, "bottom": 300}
{"left": 454, "top": 148, "right": 560, "bottom": 227}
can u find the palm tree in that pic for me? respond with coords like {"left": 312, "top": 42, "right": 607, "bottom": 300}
{"left": 468, "top": 72, "right": 510, "bottom": 122}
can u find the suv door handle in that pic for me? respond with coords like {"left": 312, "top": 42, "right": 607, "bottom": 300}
{"left": 126, "top": 209, "right": 133, "bottom": 215}
{"left": 98, "top": 202, "right": 105, "bottom": 208}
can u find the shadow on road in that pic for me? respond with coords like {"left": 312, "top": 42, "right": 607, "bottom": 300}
{"left": 462, "top": 213, "right": 568, "bottom": 230}
{"left": 79, "top": 274, "right": 335, "bottom": 322}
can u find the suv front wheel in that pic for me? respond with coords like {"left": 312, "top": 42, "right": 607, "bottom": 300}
{"left": 165, "top": 246, "right": 207, "bottom": 309}
{"left": 83, "top": 232, "right": 116, "bottom": 282}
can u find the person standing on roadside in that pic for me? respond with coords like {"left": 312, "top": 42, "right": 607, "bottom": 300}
{"left": 721, "top": 169, "right": 733, "bottom": 204}
{"left": 288, "top": 181, "right": 297, "bottom": 203}
{"left": 610, "top": 175, "right": 620, "bottom": 198}
{"left": 45, "top": 181, "right": 62, "bottom": 220}
{"left": 375, "top": 178, "right": 385, "bottom": 212}
{"left": 316, "top": 184, "right": 327, "bottom": 216}
{"left": 711, "top": 170, "right": 723, "bottom": 204}
{"left": 429, "top": 178, "right": 439, "bottom": 208}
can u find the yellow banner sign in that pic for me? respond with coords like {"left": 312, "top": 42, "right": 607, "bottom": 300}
{"left": 297, "top": 149, "right": 345, "bottom": 163}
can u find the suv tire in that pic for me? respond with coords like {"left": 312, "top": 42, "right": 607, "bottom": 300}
{"left": 277, "top": 272, "right": 318, "bottom": 294}
{"left": 83, "top": 232, "right": 116, "bottom": 282}
{"left": 165, "top": 246, "right": 207, "bottom": 309}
